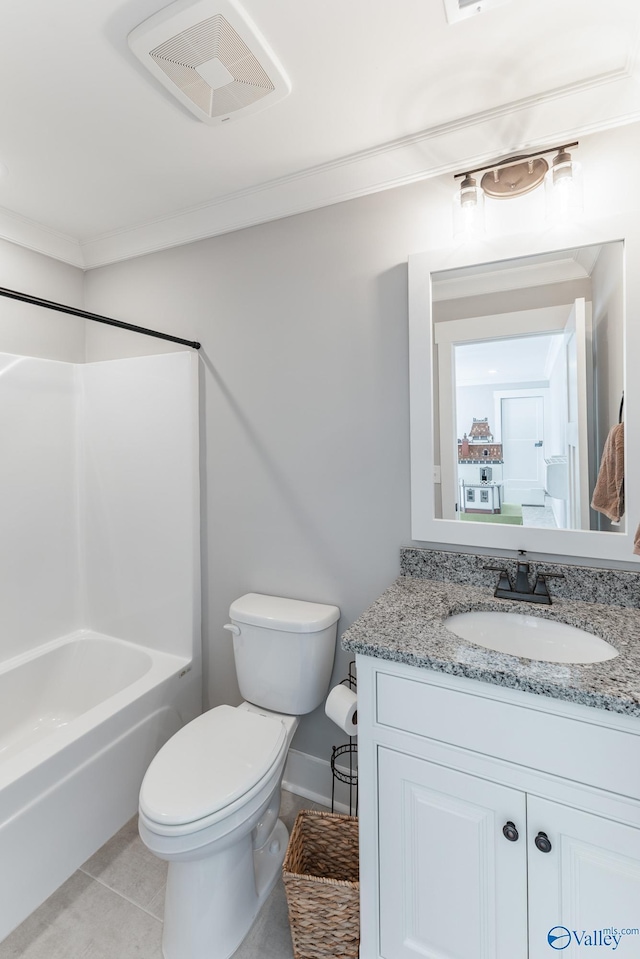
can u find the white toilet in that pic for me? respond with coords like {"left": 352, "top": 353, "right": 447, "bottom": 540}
{"left": 138, "top": 593, "right": 340, "bottom": 959}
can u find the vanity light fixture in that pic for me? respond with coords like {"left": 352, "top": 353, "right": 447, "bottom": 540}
{"left": 453, "top": 142, "right": 582, "bottom": 237}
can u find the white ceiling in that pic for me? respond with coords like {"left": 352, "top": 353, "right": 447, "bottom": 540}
{"left": 0, "top": 0, "right": 639, "bottom": 268}
{"left": 455, "top": 333, "right": 563, "bottom": 387}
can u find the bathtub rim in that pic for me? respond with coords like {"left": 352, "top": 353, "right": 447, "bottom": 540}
{"left": 0, "top": 628, "right": 191, "bottom": 793}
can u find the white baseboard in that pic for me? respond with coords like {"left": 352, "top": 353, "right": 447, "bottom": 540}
{"left": 282, "top": 747, "right": 358, "bottom": 816}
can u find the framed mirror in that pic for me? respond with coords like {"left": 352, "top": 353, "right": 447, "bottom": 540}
{"left": 409, "top": 220, "right": 640, "bottom": 562}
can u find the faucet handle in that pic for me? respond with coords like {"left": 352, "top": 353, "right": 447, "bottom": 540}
{"left": 533, "top": 570, "right": 565, "bottom": 598}
{"left": 482, "top": 565, "right": 512, "bottom": 593}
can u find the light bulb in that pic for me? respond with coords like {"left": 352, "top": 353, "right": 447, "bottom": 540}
{"left": 453, "top": 175, "right": 485, "bottom": 238}
{"left": 545, "top": 150, "right": 583, "bottom": 224}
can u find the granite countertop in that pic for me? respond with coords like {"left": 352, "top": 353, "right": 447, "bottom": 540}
{"left": 341, "top": 576, "right": 640, "bottom": 718}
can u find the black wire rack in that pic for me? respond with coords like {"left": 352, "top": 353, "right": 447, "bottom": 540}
{"left": 330, "top": 661, "right": 358, "bottom": 816}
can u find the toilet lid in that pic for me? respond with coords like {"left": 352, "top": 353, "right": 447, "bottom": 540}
{"left": 139, "top": 705, "right": 286, "bottom": 826}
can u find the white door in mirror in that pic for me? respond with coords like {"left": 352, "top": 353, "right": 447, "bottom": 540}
{"left": 444, "top": 610, "right": 618, "bottom": 664}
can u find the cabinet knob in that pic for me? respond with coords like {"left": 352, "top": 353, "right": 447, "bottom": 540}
{"left": 535, "top": 831, "right": 552, "bottom": 853}
{"left": 502, "top": 821, "right": 519, "bottom": 842}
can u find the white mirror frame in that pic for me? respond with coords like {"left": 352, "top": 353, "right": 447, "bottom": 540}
{"left": 409, "top": 216, "right": 640, "bottom": 563}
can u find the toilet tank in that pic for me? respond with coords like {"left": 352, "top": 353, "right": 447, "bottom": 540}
{"left": 227, "top": 593, "right": 339, "bottom": 715}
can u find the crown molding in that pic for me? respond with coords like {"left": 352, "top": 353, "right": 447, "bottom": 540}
{"left": 80, "top": 64, "right": 640, "bottom": 268}
{"left": 432, "top": 257, "right": 593, "bottom": 302}
{"left": 0, "top": 206, "right": 83, "bottom": 268}
{"left": 4, "top": 59, "right": 640, "bottom": 271}
{"left": 432, "top": 246, "right": 604, "bottom": 301}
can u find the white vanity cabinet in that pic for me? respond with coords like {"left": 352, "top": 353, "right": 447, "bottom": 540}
{"left": 377, "top": 748, "right": 528, "bottom": 959}
{"left": 356, "top": 654, "right": 640, "bottom": 959}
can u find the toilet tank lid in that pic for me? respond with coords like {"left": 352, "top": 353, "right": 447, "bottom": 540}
{"left": 229, "top": 593, "right": 340, "bottom": 632}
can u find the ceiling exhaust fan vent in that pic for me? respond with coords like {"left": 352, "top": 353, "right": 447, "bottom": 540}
{"left": 128, "top": 0, "right": 290, "bottom": 124}
{"left": 442, "top": 0, "right": 513, "bottom": 25}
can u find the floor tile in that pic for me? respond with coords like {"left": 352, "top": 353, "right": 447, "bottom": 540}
{"left": 80, "top": 815, "right": 167, "bottom": 912}
{"left": 279, "top": 789, "right": 325, "bottom": 831}
{"left": 230, "top": 792, "right": 329, "bottom": 959}
{"left": 0, "top": 791, "right": 330, "bottom": 959}
{"left": 0, "top": 871, "right": 163, "bottom": 959}
{"left": 234, "top": 880, "right": 294, "bottom": 959}
{"left": 145, "top": 884, "right": 166, "bottom": 922}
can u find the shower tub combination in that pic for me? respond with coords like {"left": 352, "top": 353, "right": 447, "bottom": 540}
{"left": 0, "top": 630, "right": 198, "bottom": 941}
{"left": 0, "top": 630, "right": 195, "bottom": 940}
{"left": 0, "top": 349, "right": 201, "bottom": 942}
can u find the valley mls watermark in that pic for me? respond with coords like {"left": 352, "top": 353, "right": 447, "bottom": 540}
{"left": 547, "top": 926, "right": 640, "bottom": 951}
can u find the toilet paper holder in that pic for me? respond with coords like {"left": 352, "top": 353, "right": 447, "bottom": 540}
{"left": 330, "top": 661, "right": 358, "bottom": 816}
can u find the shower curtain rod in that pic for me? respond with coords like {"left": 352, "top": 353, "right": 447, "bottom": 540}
{"left": 0, "top": 285, "right": 201, "bottom": 350}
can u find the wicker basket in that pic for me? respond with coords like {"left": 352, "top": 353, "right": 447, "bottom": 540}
{"left": 282, "top": 810, "right": 359, "bottom": 959}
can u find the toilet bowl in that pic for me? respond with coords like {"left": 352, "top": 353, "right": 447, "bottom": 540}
{"left": 139, "top": 703, "right": 298, "bottom": 959}
{"left": 138, "top": 593, "right": 339, "bottom": 959}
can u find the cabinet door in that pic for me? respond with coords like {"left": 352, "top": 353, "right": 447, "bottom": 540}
{"left": 528, "top": 796, "right": 640, "bottom": 958}
{"left": 378, "top": 747, "right": 528, "bottom": 959}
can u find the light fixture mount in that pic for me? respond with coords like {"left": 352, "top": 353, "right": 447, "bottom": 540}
{"left": 455, "top": 142, "right": 578, "bottom": 194}
{"left": 481, "top": 156, "right": 548, "bottom": 198}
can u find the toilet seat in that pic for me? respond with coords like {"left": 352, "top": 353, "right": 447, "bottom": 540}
{"left": 139, "top": 705, "right": 286, "bottom": 828}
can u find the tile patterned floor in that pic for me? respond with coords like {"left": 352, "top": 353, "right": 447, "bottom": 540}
{"left": 0, "top": 791, "right": 326, "bottom": 959}
{"left": 522, "top": 496, "right": 559, "bottom": 528}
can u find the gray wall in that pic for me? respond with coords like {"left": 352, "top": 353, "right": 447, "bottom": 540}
{"left": 83, "top": 184, "right": 438, "bottom": 759}
{"left": 434, "top": 279, "right": 592, "bottom": 323}
{"left": 592, "top": 244, "right": 625, "bottom": 458}
{"left": 0, "top": 238, "right": 84, "bottom": 361}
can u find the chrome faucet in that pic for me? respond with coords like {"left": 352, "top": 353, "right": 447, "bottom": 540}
{"left": 483, "top": 553, "right": 565, "bottom": 605}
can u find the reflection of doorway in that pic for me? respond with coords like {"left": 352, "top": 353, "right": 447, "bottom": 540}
{"left": 499, "top": 394, "right": 545, "bottom": 506}
{"left": 434, "top": 300, "right": 591, "bottom": 529}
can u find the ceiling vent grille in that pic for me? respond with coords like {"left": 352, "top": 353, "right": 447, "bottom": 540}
{"left": 128, "top": 0, "right": 290, "bottom": 124}
{"left": 442, "top": 0, "right": 513, "bottom": 25}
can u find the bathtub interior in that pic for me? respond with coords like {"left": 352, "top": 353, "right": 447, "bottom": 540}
{"left": 0, "top": 631, "right": 192, "bottom": 764}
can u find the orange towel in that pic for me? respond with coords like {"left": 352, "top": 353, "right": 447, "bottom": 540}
{"left": 591, "top": 423, "right": 624, "bottom": 523}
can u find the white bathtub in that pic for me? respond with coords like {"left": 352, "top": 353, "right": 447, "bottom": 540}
{"left": 0, "top": 630, "right": 199, "bottom": 942}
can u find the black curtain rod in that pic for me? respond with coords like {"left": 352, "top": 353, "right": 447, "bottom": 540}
{"left": 0, "top": 285, "right": 201, "bottom": 350}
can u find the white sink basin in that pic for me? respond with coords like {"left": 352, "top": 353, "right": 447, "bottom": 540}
{"left": 444, "top": 610, "right": 618, "bottom": 664}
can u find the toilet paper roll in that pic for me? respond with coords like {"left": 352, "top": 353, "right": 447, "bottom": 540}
{"left": 325, "top": 684, "right": 358, "bottom": 735}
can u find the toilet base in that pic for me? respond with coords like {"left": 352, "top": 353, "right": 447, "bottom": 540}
{"left": 161, "top": 818, "right": 289, "bottom": 959}
{"left": 254, "top": 818, "right": 289, "bottom": 902}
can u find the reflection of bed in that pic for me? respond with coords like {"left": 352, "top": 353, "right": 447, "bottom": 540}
{"left": 460, "top": 503, "right": 523, "bottom": 525}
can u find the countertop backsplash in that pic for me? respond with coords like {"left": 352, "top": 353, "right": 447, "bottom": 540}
{"left": 401, "top": 547, "right": 640, "bottom": 609}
